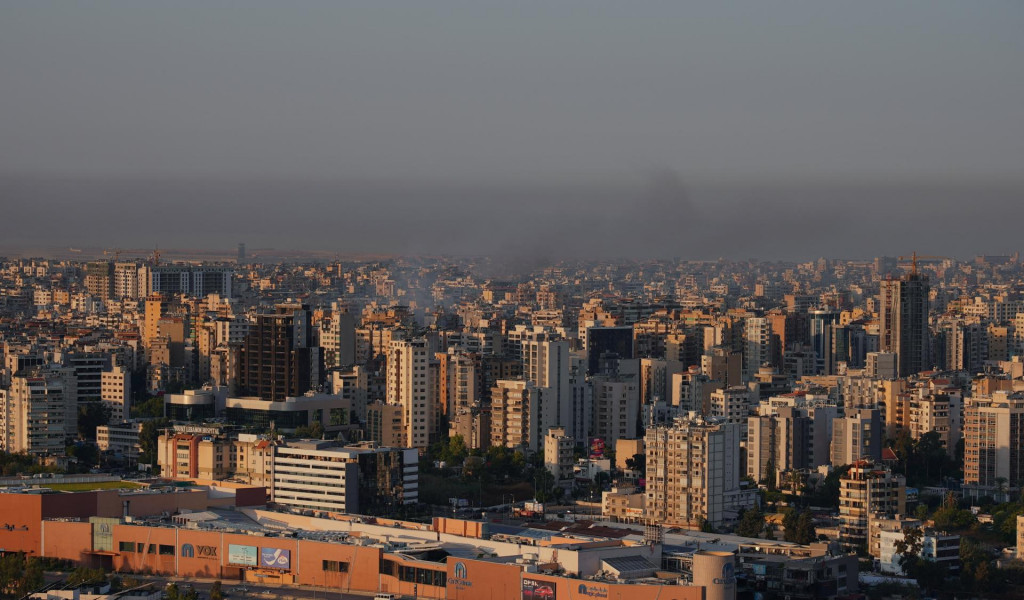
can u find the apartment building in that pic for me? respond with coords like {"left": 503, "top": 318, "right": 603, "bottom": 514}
{"left": 963, "top": 391, "right": 1024, "bottom": 500}
{"left": 838, "top": 461, "right": 906, "bottom": 552}
{"left": 645, "top": 415, "right": 756, "bottom": 529}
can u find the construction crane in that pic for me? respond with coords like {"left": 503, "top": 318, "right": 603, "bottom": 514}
{"left": 151, "top": 246, "right": 161, "bottom": 266}
{"left": 898, "top": 252, "right": 949, "bottom": 276}
{"left": 102, "top": 247, "right": 123, "bottom": 261}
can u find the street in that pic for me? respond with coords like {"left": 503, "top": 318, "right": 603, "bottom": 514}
{"left": 43, "top": 573, "right": 391, "bottom": 600}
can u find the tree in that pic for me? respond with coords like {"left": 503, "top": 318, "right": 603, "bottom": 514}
{"left": 66, "top": 442, "right": 100, "bottom": 472}
{"left": 210, "top": 581, "right": 223, "bottom": 600}
{"left": 762, "top": 459, "right": 777, "bottom": 491}
{"left": 77, "top": 401, "right": 110, "bottom": 441}
{"left": 794, "top": 511, "right": 816, "bottom": 544}
{"left": 19, "top": 557, "right": 44, "bottom": 596}
{"left": 782, "top": 508, "right": 799, "bottom": 542}
{"left": 183, "top": 587, "right": 200, "bottom": 600}
{"left": 533, "top": 466, "right": 557, "bottom": 503}
{"left": 624, "top": 453, "right": 646, "bottom": 479}
{"left": 138, "top": 418, "right": 170, "bottom": 469}
{"left": 735, "top": 508, "right": 765, "bottom": 538}
{"left": 914, "top": 503, "right": 930, "bottom": 521}
{"left": 894, "top": 527, "right": 923, "bottom": 575}
{"left": 294, "top": 421, "right": 325, "bottom": 439}
{"left": 0, "top": 553, "right": 45, "bottom": 596}
{"left": 812, "top": 464, "right": 851, "bottom": 507}
{"left": 133, "top": 396, "right": 165, "bottom": 419}
{"left": 67, "top": 566, "right": 107, "bottom": 588}
{"left": 931, "top": 505, "right": 976, "bottom": 531}
{"left": 166, "top": 582, "right": 180, "bottom": 600}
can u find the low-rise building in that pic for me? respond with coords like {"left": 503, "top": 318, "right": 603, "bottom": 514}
{"left": 877, "top": 527, "right": 960, "bottom": 575}
{"left": 96, "top": 421, "right": 144, "bottom": 462}
{"left": 602, "top": 486, "right": 646, "bottom": 522}
{"left": 543, "top": 426, "right": 575, "bottom": 485}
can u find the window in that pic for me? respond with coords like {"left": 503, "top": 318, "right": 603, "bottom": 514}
{"left": 147, "top": 545, "right": 156, "bottom": 555}
{"left": 323, "top": 560, "right": 349, "bottom": 572}
{"left": 119, "top": 541, "right": 135, "bottom": 552}
{"left": 159, "top": 545, "right": 175, "bottom": 556}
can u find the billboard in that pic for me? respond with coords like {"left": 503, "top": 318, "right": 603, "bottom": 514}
{"left": 589, "top": 437, "right": 605, "bottom": 459}
{"left": 522, "top": 577, "right": 556, "bottom": 600}
{"left": 228, "top": 544, "right": 258, "bottom": 566}
{"left": 260, "top": 547, "right": 291, "bottom": 570}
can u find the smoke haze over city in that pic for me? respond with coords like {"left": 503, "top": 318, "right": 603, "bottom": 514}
{"left": 2, "top": 2, "right": 1023, "bottom": 258}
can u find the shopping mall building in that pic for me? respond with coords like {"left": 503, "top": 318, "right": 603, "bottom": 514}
{"left": 0, "top": 481, "right": 782, "bottom": 600}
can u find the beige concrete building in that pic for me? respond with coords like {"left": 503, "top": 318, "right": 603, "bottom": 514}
{"left": 963, "top": 391, "right": 1024, "bottom": 500}
{"left": 645, "top": 415, "right": 756, "bottom": 529}
{"left": 100, "top": 364, "right": 131, "bottom": 421}
{"left": 386, "top": 338, "right": 437, "bottom": 449}
{"left": 367, "top": 402, "right": 405, "bottom": 448}
{"left": 1, "top": 369, "right": 78, "bottom": 455}
{"left": 838, "top": 461, "right": 906, "bottom": 553}
{"left": 490, "top": 380, "right": 539, "bottom": 450}
{"left": 602, "top": 486, "right": 646, "bottom": 523}
{"left": 544, "top": 426, "right": 575, "bottom": 484}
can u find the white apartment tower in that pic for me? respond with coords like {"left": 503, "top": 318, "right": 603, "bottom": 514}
{"left": 745, "top": 317, "right": 773, "bottom": 379}
{"left": 522, "top": 337, "right": 573, "bottom": 446}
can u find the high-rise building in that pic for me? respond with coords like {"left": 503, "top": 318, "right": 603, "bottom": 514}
{"left": 145, "top": 265, "right": 233, "bottom": 298}
{"left": 585, "top": 326, "right": 634, "bottom": 375}
{"left": 113, "top": 262, "right": 141, "bottom": 300}
{"left": 963, "top": 392, "right": 1024, "bottom": 500}
{"left": 879, "top": 273, "right": 930, "bottom": 377}
{"left": 744, "top": 317, "right": 774, "bottom": 378}
{"left": 84, "top": 261, "right": 114, "bottom": 302}
{"left": 746, "top": 406, "right": 812, "bottom": 484}
{"left": 100, "top": 364, "right": 132, "bottom": 421}
{"left": 239, "top": 303, "right": 318, "bottom": 402}
{"left": 591, "top": 374, "right": 640, "bottom": 446}
{"left": 838, "top": 461, "right": 906, "bottom": 553}
{"left": 522, "top": 337, "right": 572, "bottom": 444}
{"left": 831, "top": 408, "right": 882, "bottom": 466}
{"left": 385, "top": 338, "right": 436, "bottom": 449}
{"left": 809, "top": 309, "right": 839, "bottom": 374}
{"left": 1, "top": 369, "right": 78, "bottom": 455}
{"left": 645, "top": 415, "right": 756, "bottom": 528}
{"left": 491, "top": 380, "right": 539, "bottom": 450}
{"left": 321, "top": 310, "right": 356, "bottom": 368}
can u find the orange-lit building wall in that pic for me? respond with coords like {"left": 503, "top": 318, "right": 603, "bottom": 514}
{"left": 33, "top": 521, "right": 708, "bottom": 600}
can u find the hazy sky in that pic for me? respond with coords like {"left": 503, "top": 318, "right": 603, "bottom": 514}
{"left": 2, "top": 2, "right": 1023, "bottom": 258}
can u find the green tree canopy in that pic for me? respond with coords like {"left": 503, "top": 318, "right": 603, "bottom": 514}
{"left": 735, "top": 508, "right": 765, "bottom": 538}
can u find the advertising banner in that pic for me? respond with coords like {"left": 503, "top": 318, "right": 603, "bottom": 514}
{"left": 260, "top": 547, "right": 291, "bottom": 570}
{"left": 589, "top": 437, "right": 605, "bottom": 459}
{"left": 522, "top": 577, "right": 556, "bottom": 600}
{"left": 228, "top": 544, "right": 258, "bottom": 566}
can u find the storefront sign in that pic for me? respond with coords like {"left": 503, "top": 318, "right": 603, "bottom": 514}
{"left": 182, "top": 544, "right": 218, "bottom": 559}
{"left": 576, "top": 582, "right": 608, "bottom": 598}
{"left": 447, "top": 561, "right": 472, "bottom": 588}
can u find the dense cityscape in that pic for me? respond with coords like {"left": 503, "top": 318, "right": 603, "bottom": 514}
{"left": 4, "top": 2, "right": 1023, "bottom": 600}
{"left": 1, "top": 250, "right": 1024, "bottom": 599}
